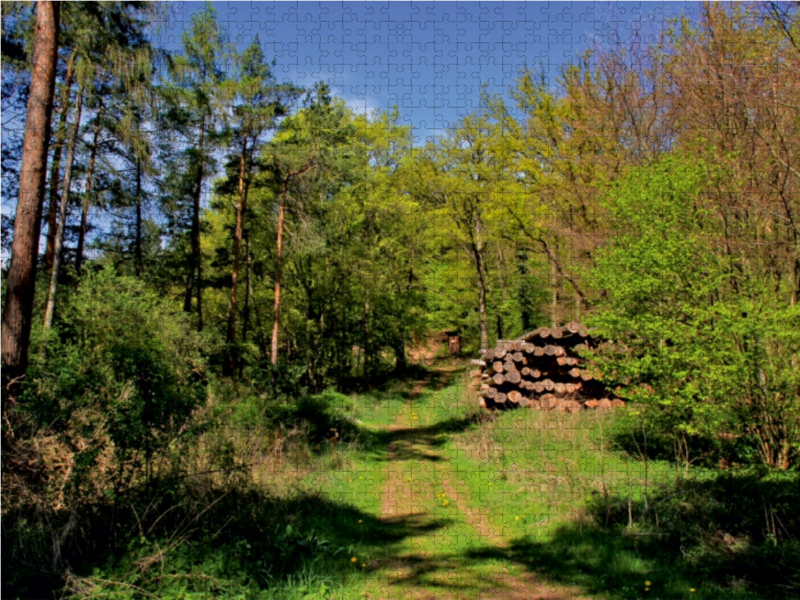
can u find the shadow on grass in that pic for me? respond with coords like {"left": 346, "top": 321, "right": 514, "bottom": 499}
{"left": 2, "top": 479, "right": 459, "bottom": 599}
{"left": 467, "top": 470, "right": 800, "bottom": 600}
{"left": 366, "top": 416, "right": 478, "bottom": 462}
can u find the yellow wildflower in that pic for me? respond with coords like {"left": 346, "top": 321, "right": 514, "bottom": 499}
{"left": 351, "top": 557, "right": 357, "bottom": 563}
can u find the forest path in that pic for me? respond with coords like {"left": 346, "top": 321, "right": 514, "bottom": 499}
{"left": 357, "top": 366, "right": 585, "bottom": 600}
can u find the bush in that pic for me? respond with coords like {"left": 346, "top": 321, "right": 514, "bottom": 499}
{"left": 2, "top": 267, "right": 209, "bottom": 589}
{"left": 586, "top": 154, "right": 800, "bottom": 469}
{"left": 586, "top": 470, "right": 800, "bottom": 595}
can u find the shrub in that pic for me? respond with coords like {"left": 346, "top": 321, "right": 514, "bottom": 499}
{"left": 586, "top": 154, "right": 800, "bottom": 469}
{"left": 2, "top": 267, "right": 208, "bottom": 588}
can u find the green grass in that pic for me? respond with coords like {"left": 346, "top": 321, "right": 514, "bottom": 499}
{"left": 18, "top": 366, "right": 797, "bottom": 600}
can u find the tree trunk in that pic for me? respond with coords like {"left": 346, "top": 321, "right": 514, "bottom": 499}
{"left": 134, "top": 157, "right": 142, "bottom": 277}
{"left": 43, "top": 46, "right": 76, "bottom": 272}
{"left": 269, "top": 159, "right": 315, "bottom": 366}
{"left": 474, "top": 242, "right": 489, "bottom": 352}
{"left": 184, "top": 115, "right": 205, "bottom": 330}
{"left": 224, "top": 134, "right": 249, "bottom": 377}
{"left": 76, "top": 110, "right": 101, "bottom": 277}
{"left": 42, "top": 82, "right": 83, "bottom": 342}
{"left": 1, "top": 1, "right": 59, "bottom": 383}
{"left": 493, "top": 244, "right": 509, "bottom": 340}
{"left": 270, "top": 181, "right": 287, "bottom": 366}
{"left": 239, "top": 233, "right": 251, "bottom": 378}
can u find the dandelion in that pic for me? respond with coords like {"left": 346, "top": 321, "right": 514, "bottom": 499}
{"left": 515, "top": 516, "right": 520, "bottom": 521}
{"left": 358, "top": 520, "right": 363, "bottom": 523}
{"left": 362, "top": 564, "right": 366, "bottom": 568}
{"left": 645, "top": 581, "right": 651, "bottom": 587}
{"left": 690, "top": 589, "right": 696, "bottom": 593}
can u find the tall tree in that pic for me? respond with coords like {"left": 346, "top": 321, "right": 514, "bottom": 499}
{"left": 41, "top": 3, "right": 154, "bottom": 271}
{"left": 41, "top": 47, "right": 77, "bottom": 271}
{"left": 419, "top": 112, "right": 512, "bottom": 352}
{"left": 102, "top": 42, "right": 157, "bottom": 278}
{"left": 1, "top": 1, "right": 59, "bottom": 385}
{"left": 40, "top": 72, "right": 85, "bottom": 344}
{"left": 220, "top": 41, "right": 300, "bottom": 376}
{"left": 163, "top": 5, "right": 226, "bottom": 330}
{"left": 261, "top": 83, "right": 352, "bottom": 365}
{"left": 74, "top": 101, "right": 102, "bottom": 276}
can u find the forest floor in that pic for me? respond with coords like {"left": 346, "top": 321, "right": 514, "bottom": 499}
{"left": 41, "top": 365, "right": 785, "bottom": 599}
{"left": 300, "top": 366, "right": 694, "bottom": 600}
{"left": 355, "top": 367, "right": 585, "bottom": 600}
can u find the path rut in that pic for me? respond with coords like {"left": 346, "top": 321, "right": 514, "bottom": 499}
{"left": 367, "top": 367, "right": 585, "bottom": 600}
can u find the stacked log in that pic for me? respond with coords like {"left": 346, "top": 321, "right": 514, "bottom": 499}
{"left": 470, "top": 321, "right": 624, "bottom": 412}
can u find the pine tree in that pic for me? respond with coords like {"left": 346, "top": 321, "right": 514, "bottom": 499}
{"left": 1, "top": 1, "right": 59, "bottom": 385}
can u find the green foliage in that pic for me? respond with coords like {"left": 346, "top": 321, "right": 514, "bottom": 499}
{"left": 272, "top": 390, "right": 361, "bottom": 445}
{"left": 24, "top": 266, "right": 207, "bottom": 493}
{"left": 585, "top": 470, "right": 800, "bottom": 596}
{"left": 587, "top": 153, "right": 800, "bottom": 469}
{"left": 218, "top": 382, "right": 362, "bottom": 447}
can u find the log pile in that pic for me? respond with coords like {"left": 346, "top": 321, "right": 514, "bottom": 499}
{"left": 470, "top": 321, "right": 625, "bottom": 412}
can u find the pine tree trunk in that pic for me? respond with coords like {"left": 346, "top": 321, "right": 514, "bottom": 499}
{"left": 43, "top": 47, "right": 76, "bottom": 272}
{"left": 239, "top": 234, "right": 251, "bottom": 378}
{"left": 76, "top": 110, "right": 101, "bottom": 277}
{"left": 42, "top": 83, "right": 83, "bottom": 342}
{"left": 185, "top": 115, "right": 205, "bottom": 330}
{"left": 2, "top": 1, "right": 60, "bottom": 382}
{"left": 270, "top": 180, "right": 288, "bottom": 366}
{"left": 225, "top": 134, "right": 249, "bottom": 376}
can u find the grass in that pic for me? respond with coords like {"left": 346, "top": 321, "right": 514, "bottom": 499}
{"left": 6, "top": 366, "right": 798, "bottom": 599}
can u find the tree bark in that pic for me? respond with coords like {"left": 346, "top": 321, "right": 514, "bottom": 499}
{"left": 43, "top": 47, "right": 76, "bottom": 272}
{"left": 76, "top": 110, "right": 101, "bottom": 277}
{"left": 134, "top": 157, "right": 143, "bottom": 277}
{"left": 270, "top": 180, "right": 287, "bottom": 366}
{"left": 2, "top": 1, "right": 59, "bottom": 383}
{"left": 224, "top": 134, "right": 249, "bottom": 377}
{"left": 42, "top": 82, "right": 83, "bottom": 341}
{"left": 184, "top": 115, "right": 205, "bottom": 330}
{"left": 239, "top": 233, "right": 251, "bottom": 378}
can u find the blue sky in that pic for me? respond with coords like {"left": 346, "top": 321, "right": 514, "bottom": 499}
{"left": 1, "top": 1, "right": 702, "bottom": 261}
{"left": 157, "top": 1, "right": 701, "bottom": 144}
